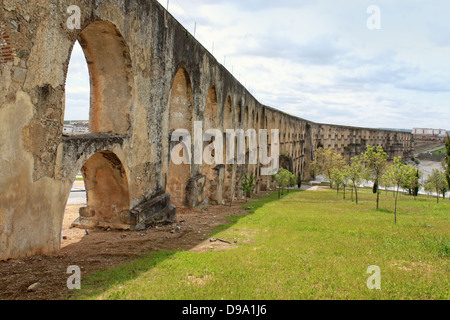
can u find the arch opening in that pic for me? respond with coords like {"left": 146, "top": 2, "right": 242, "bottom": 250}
{"left": 64, "top": 21, "right": 133, "bottom": 135}
{"left": 69, "top": 151, "right": 132, "bottom": 231}
{"left": 202, "top": 86, "right": 220, "bottom": 204}
{"left": 166, "top": 68, "right": 193, "bottom": 207}
{"left": 223, "top": 96, "right": 234, "bottom": 201}
{"left": 64, "top": 41, "right": 90, "bottom": 133}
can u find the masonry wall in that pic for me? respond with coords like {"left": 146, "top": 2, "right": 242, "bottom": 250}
{"left": 0, "top": 0, "right": 414, "bottom": 261}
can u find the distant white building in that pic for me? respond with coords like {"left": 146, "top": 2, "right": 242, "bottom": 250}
{"left": 73, "top": 123, "right": 89, "bottom": 134}
{"left": 64, "top": 122, "right": 89, "bottom": 135}
{"left": 413, "top": 128, "right": 447, "bottom": 137}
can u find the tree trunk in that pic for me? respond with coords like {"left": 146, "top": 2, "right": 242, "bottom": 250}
{"left": 376, "top": 191, "right": 380, "bottom": 210}
{"left": 354, "top": 183, "right": 359, "bottom": 205}
{"left": 394, "top": 185, "right": 400, "bottom": 225}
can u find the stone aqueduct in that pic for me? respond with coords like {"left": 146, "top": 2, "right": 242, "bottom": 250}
{"left": 0, "top": 0, "right": 413, "bottom": 261}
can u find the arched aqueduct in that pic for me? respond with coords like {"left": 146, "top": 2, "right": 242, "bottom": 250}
{"left": 0, "top": 0, "right": 413, "bottom": 260}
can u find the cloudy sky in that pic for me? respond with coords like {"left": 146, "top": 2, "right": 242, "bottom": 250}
{"left": 65, "top": 0, "right": 450, "bottom": 130}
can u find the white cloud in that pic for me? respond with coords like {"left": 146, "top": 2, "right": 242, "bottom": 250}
{"left": 64, "top": 1, "right": 450, "bottom": 129}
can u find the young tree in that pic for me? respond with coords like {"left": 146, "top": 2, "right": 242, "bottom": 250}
{"left": 297, "top": 173, "right": 303, "bottom": 189}
{"left": 365, "top": 145, "right": 389, "bottom": 210}
{"left": 341, "top": 166, "right": 350, "bottom": 200}
{"left": 400, "top": 165, "right": 420, "bottom": 197}
{"left": 380, "top": 166, "right": 394, "bottom": 195}
{"left": 411, "top": 169, "right": 422, "bottom": 200}
{"left": 274, "top": 168, "right": 295, "bottom": 198}
{"left": 308, "top": 147, "right": 346, "bottom": 188}
{"left": 330, "top": 167, "right": 345, "bottom": 195}
{"left": 424, "top": 180, "right": 433, "bottom": 198}
{"left": 289, "top": 173, "right": 297, "bottom": 193}
{"left": 347, "top": 154, "right": 366, "bottom": 205}
{"left": 240, "top": 173, "right": 256, "bottom": 203}
{"left": 389, "top": 157, "right": 411, "bottom": 224}
{"left": 425, "top": 169, "right": 448, "bottom": 203}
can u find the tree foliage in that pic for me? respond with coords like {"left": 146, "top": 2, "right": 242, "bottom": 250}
{"left": 240, "top": 173, "right": 256, "bottom": 202}
{"left": 347, "top": 154, "right": 366, "bottom": 205}
{"left": 387, "top": 157, "right": 412, "bottom": 224}
{"left": 274, "top": 168, "right": 296, "bottom": 198}
{"left": 329, "top": 167, "right": 345, "bottom": 195}
{"left": 425, "top": 169, "right": 448, "bottom": 203}
{"left": 309, "top": 147, "right": 346, "bottom": 188}
{"left": 365, "top": 145, "right": 389, "bottom": 210}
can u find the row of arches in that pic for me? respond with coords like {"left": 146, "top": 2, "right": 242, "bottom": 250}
{"left": 62, "top": 19, "right": 309, "bottom": 230}
{"left": 162, "top": 67, "right": 310, "bottom": 207}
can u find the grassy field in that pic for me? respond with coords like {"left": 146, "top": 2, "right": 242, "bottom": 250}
{"left": 432, "top": 147, "right": 447, "bottom": 155}
{"left": 74, "top": 189, "right": 449, "bottom": 300}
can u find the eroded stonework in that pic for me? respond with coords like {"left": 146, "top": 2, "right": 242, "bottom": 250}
{"left": 0, "top": 0, "right": 414, "bottom": 261}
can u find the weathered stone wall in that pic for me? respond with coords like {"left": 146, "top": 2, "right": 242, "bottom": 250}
{"left": 0, "top": 0, "right": 414, "bottom": 260}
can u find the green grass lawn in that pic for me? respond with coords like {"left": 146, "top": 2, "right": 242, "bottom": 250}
{"left": 432, "top": 147, "right": 447, "bottom": 155}
{"left": 74, "top": 189, "right": 449, "bottom": 300}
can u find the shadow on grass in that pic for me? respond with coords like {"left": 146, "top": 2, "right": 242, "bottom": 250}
{"left": 73, "top": 191, "right": 298, "bottom": 299}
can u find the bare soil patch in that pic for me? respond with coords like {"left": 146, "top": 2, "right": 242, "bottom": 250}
{"left": 0, "top": 192, "right": 271, "bottom": 300}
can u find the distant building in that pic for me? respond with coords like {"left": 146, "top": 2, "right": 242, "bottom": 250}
{"left": 413, "top": 128, "right": 447, "bottom": 137}
{"left": 413, "top": 128, "right": 447, "bottom": 143}
{"left": 64, "top": 121, "right": 89, "bottom": 135}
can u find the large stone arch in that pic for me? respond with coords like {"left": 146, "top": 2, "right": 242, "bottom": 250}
{"left": 165, "top": 67, "right": 194, "bottom": 207}
{"left": 66, "top": 20, "right": 134, "bottom": 135}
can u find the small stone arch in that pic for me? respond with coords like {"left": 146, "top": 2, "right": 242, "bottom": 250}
{"left": 72, "top": 151, "right": 131, "bottom": 230}
{"left": 237, "top": 102, "right": 243, "bottom": 128}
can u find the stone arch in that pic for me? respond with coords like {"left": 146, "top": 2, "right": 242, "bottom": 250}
{"left": 65, "top": 20, "right": 134, "bottom": 135}
{"left": 223, "top": 95, "right": 233, "bottom": 131}
{"left": 223, "top": 95, "right": 234, "bottom": 200}
{"left": 166, "top": 67, "right": 194, "bottom": 207}
{"left": 73, "top": 151, "right": 131, "bottom": 230}
{"left": 251, "top": 109, "right": 255, "bottom": 126}
{"left": 244, "top": 106, "right": 249, "bottom": 130}
{"left": 202, "top": 85, "right": 219, "bottom": 203}
{"left": 256, "top": 111, "right": 260, "bottom": 130}
{"left": 237, "top": 102, "right": 243, "bottom": 128}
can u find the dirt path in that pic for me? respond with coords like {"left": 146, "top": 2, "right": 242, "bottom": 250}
{"left": 0, "top": 192, "right": 271, "bottom": 300}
